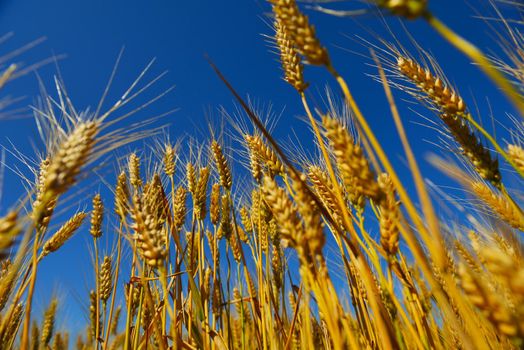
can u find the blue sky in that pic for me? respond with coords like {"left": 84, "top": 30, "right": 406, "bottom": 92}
{"left": 0, "top": 0, "right": 519, "bottom": 334}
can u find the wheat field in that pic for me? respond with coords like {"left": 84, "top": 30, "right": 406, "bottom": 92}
{"left": 0, "top": 0, "right": 523, "bottom": 349}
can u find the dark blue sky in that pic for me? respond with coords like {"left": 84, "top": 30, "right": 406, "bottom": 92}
{"left": 0, "top": 0, "right": 519, "bottom": 332}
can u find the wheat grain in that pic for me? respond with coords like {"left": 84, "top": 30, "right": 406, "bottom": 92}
{"left": 42, "top": 212, "right": 87, "bottom": 257}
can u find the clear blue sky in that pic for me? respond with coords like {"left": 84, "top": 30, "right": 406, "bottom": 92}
{"left": 0, "top": 0, "right": 519, "bottom": 334}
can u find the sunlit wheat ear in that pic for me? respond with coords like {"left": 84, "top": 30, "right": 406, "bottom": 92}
{"left": 163, "top": 143, "right": 176, "bottom": 177}
{"left": 195, "top": 166, "right": 210, "bottom": 220}
{"left": 76, "top": 335, "right": 84, "bottom": 350}
{"left": 397, "top": 56, "right": 502, "bottom": 187}
{"left": 269, "top": 0, "right": 330, "bottom": 66}
{"left": 239, "top": 206, "right": 253, "bottom": 234}
{"left": 271, "top": 243, "right": 283, "bottom": 290}
{"left": 144, "top": 174, "right": 169, "bottom": 224}
{"left": 210, "top": 183, "right": 221, "bottom": 225}
{"left": 375, "top": 0, "right": 427, "bottom": 19}
{"left": 172, "top": 186, "right": 187, "bottom": 233}
{"left": 110, "top": 306, "right": 121, "bottom": 335}
{"left": 201, "top": 267, "right": 212, "bottom": 303}
{"left": 322, "top": 115, "right": 383, "bottom": 207}
{"left": 248, "top": 147, "right": 262, "bottom": 182}
{"left": 469, "top": 180, "right": 524, "bottom": 231}
{"left": 53, "top": 333, "right": 67, "bottom": 349}
{"left": 259, "top": 218, "right": 269, "bottom": 251}
{"left": 0, "top": 211, "right": 21, "bottom": 257}
{"left": 458, "top": 263, "right": 521, "bottom": 340}
{"left": 211, "top": 141, "right": 232, "bottom": 190}
{"left": 274, "top": 19, "right": 308, "bottom": 92}
{"left": 211, "top": 279, "right": 222, "bottom": 314}
{"left": 1, "top": 302, "right": 22, "bottom": 346}
{"left": 90, "top": 194, "right": 103, "bottom": 238}
{"left": 124, "top": 284, "right": 140, "bottom": 319}
{"left": 245, "top": 134, "right": 285, "bottom": 177}
{"left": 131, "top": 194, "right": 166, "bottom": 268}
{"left": 99, "top": 256, "right": 113, "bottom": 306}
{"left": 479, "top": 246, "right": 520, "bottom": 282}
{"left": 0, "top": 260, "right": 15, "bottom": 311}
{"left": 508, "top": 144, "right": 524, "bottom": 173}
{"left": 377, "top": 173, "right": 400, "bottom": 257}
{"left": 397, "top": 57, "right": 466, "bottom": 115}
{"left": 88, "top": 290, "right": 99, "bottom": 342}
{"left": 185, "top": 231, "right": 196, "bottom": 273}
{"left": 308, "top": 165, "right": 345, "bottom": 231}
{"left": 186, "top": 162, "right": 196, "bottom": 195}
{"left": 45, "top": 121, "right": 98, "bottom": 195}
{"left": 291, "top": 172, "right": 325, "bottom": 256}
{"left": 229, "top": 227, "right": 242, "bottom": 262}
{"left": 109, "top": 334, "right": 125, "bottom": 349}
{"left": 114, "top": 171, "right": 130, "bottom": 219}
{"left": 41, "top": 212, "right": 87, "bottom": 257}
{"left": 219, "top": 194, "right": 232, "bottom": 239}
{"left": 30, "top": 320, "right": 39, "bottom": 350}
{"left": 128, "top": 153, "right": 142, "bottom": 190}
{"left": 40, "top": 298, "right": 57, "bottom": 348}
{"left": 262, "top": 176, "right": 302, "bottom": 252}
{"left": 233, "top": 287, "right": 252, "bottom": 325}
{"left": 454, "top": 241, "right": 482, "bottom": 274}
{"left": 32, "top": 157, "right": 57, "bottom": 232}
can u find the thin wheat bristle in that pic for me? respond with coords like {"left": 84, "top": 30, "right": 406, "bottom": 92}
{"left": 42, "top": 212, "right": 87, "bottom": 257}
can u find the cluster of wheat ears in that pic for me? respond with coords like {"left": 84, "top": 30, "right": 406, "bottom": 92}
{"left": 0, "top": 0, "right": 523, "bottom": 349}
